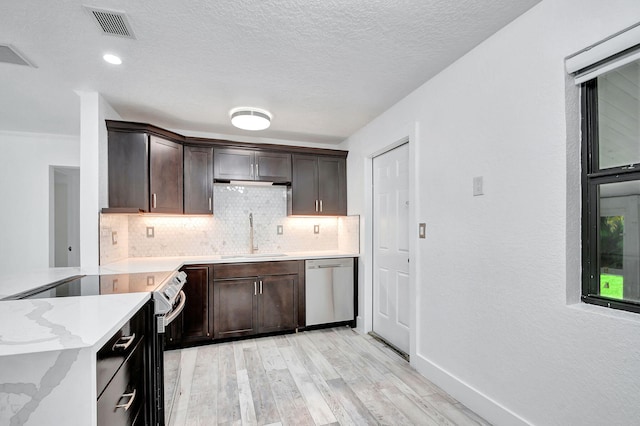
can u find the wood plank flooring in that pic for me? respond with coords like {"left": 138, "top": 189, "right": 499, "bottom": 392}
{"left": 168, "top": 327, "right": 490, "bottom": 426}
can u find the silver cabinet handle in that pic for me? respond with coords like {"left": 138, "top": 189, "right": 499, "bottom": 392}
{"left": 250, "top": 164, "right": 254, "bottom": 179}
{"left": 260, "top": 280, "right": 263, "bottom": 294}
{"left": 254, "top": 281, "right": 257, "bottom": 296}
{"left": 315, "top": 200, "right": 319, "bottom": 212}
{"left": 320, "top": 200, "right": 323, "bottom": 212}
{"left": 152, "top": 193, "right": 157, "bottom": 209}
{"left": 115, "top": 389, "right": 137, "bottom": 411}
{"left": 256, "top": 163, "right": 259, "bottom": 178}
{"left": 209, "top": 197, "right": 212, "bottom": 211}
{"left": 112, "top": 333, "right": 136, "bottom": 351}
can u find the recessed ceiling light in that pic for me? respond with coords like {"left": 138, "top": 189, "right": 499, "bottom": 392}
{"left": 103, "top": 53, "right": 122, "bottom": 65}
{"left": 230, "top": 107, "right": 272, "bottom": 131}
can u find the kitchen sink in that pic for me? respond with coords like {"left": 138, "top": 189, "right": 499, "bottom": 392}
{"left": 221, "top": 253, "right": 288, "bottom": 259}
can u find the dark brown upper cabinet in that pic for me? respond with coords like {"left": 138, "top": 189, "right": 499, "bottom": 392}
{"left": 106, "top": 129, "right": 183, "bottom": 213}
{"left": 213, "top": 148, "right": 291, "bottom": 183}
{"left": 289, "top": 154, "right": 346, "bottom": 216}
{"left": 150, "top": 136, "right": 183, "bottom": 213}
{"left": 105, "top": 120, "right": 347, "bottom": 215}
{"left": 184, "top": 146, "right": 213, "bottom": 215}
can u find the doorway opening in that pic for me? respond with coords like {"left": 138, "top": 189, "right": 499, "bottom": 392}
{"left": 50, "top": 166, "right": 80, "bottom": 267}
{"left": 372, "top": 142, "right": 410, "bottom": 358}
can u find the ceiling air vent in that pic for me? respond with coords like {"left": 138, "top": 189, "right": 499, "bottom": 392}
{"left": 84, "top": 6, "right": 136, "bottom": 39}
{"left": 0, "top": 44, "right": 35, "bottom": 67}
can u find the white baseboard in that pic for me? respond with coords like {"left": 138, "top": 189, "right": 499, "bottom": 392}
{"left": 412, "top": 353, "right": 531, "bottom": 426}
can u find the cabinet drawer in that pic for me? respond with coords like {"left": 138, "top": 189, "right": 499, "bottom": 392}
{"left": 97, "top": 308, "right": 146, "bottom": 397}
{"left": 214, "top": 261, "right": 300, "bottom": 279}
{"left": 97, "top": 338, "right": 146, "bottom": 426}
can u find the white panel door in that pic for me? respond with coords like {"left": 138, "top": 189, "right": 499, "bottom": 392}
{"left": 373, "top": 143, "right": 410, "bottom": 353}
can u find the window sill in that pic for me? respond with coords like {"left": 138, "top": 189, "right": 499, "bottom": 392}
{"left": 568, "top": 301, "right": 640, "bottom": 324}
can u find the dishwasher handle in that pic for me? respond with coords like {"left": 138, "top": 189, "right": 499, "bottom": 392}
{"left": 306, "top": 258, "right": 354, "bottom": 270}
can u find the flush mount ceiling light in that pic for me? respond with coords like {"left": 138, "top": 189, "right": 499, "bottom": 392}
{"left": 230, "top": 107, "right": 272, "bottom": 131}
{"left": 103, "top": 53, "right": 122, "bottom": 65}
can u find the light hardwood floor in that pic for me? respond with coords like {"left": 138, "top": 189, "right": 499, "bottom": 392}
{"left": 168, "top": 327, "right": 490, "bottom": 426}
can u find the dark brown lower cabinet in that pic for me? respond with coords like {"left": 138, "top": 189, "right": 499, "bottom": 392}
{"left": 258, "top": 274, "right": 298, "bottom": 334}
{"left": 167, "top": 261, "right": 303, "bottom": 347}
{"left": 213, "top": 261, "right": 302, "bottom": 339}
{"left": 213, "top": 277, "right": 258, "bottom": 339}
{"left": 166, "top": 265, "right": 213, "bottom": 347}
{"left": 97, "top": 301, "right": 152, "bottom": 426}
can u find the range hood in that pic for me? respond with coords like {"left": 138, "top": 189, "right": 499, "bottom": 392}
{"left": 227, "top": 180, "right": 274, "bottom": 187}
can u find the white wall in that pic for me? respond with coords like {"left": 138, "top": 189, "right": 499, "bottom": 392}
{"left": 342, "top": 0, "right": 640, "bottom": 424}
{"left": 0, "top": 132, "right": 79, "bottom": 273}
{"left": 77, "top": 92, "right": 121, "bottom": 269}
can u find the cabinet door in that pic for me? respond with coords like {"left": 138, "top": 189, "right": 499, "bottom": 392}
{"left": 184, "top": 146, "right": 213, "bottom": 214}
{"left": 180, "top": 266, "right": 213, "bottom": 343}
{"left": 150, "top": 135, "right": 183, "bottom": 213}
{"left": 214, "top": 148, "right": 254, "bottom": 181}
{"left": 289, "top": 154, "right": 319, "bottom": 215}
{"left": 213, "top": 277, "right": 258, "bottom": 339}
{"left": 258, "top": 274, "right": 298, "bottom": 334}
{"left": 107, "top": 131, "right": 149, "bottom": 211}
{"left": 254, "top": 151, "right": 291, "bottom": 183}
{"left": 317, "top": 156, "right": 347, "bottom": 215}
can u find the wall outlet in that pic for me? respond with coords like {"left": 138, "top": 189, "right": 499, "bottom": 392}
{"left": 473, "top": 176, "right": 484, "bottom": 196}
{"left": 314, "top": 224, "right": 320, "bottom": 234}
{"left": 277, "top": 225, "right": 283, "bottom": 235}
{"left": 146, "top": 227, "right": 155, "bottom": 238}
{"left": 111, "top": 231, "right": 118, "bottom": 245}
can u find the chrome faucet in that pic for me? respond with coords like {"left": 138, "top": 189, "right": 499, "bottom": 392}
{"left": 249, "top": 213, "right": 258, "bottom": 254}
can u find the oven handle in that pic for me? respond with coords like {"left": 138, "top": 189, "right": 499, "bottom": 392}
{"left": 164, "top": 290, "right": 187, "bottom": 326}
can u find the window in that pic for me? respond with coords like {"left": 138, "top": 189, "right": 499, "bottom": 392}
{"left": 582, "top": 58, "right": 640, "bottom": 313}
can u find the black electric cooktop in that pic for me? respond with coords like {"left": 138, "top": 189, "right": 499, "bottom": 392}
{"left": 9, "top": 271, "right": 173, "bottom": 300}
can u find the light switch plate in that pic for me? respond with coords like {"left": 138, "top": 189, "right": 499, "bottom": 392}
{"left": 418, "top": 223, "right": 426, "bottom": 239}
{"left": 111, "top": 231, "right": 118, "bottom": 245}
{"left": 473, "top": 176, "right": 484, "bottom": 196}
{"left": 146, "top": 227, "right": 155, "bottom": 238}
{"left": 277, "top": 225, "right": 283, "bottom": 235}
{"left": 314, "top": 225, "right": 320, "bottom": 234}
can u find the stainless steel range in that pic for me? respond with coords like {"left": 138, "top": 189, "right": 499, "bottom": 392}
{"left": 150, "top": 271, "right": 187, "bottom": 426}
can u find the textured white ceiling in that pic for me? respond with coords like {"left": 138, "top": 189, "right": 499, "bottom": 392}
{"left": 0, "top": 0, "right": 540, "bottom": 144}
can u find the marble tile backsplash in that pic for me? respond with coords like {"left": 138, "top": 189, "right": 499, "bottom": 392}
{"left": 100, "top": 185, "right": 359, "bottom": 263}
{"left": 99, "top": 213, "right": 129, "bottom": 264}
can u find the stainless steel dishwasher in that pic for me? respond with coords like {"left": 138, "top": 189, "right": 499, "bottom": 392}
{"left": 305, "top": 258, "right": 354, "bottom": 326}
